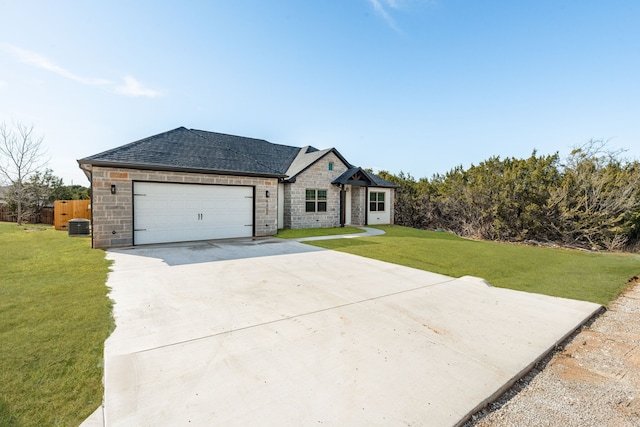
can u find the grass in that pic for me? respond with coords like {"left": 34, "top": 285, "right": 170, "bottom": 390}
{"left": 276, "top": 226, "right": 365, "bottom": 239}
{"left": 0, "top": 222, "right": 113, "bottom": 427}
{"left": 1, "top": 222, "right": 638, "bottom": 424}
{"left": 305, "top": 225, "right": 640, "bottom": 306}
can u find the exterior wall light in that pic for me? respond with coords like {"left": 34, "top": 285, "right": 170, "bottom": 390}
{"left": 111, "top": 184, "right": 116, "bottom": 195}
{"left": 265, "top": 190, "right": 270, "bottom": 198}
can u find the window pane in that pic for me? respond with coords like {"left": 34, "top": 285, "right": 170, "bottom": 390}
{"left": 318, "top": 202, "right": 327, "bottom": 212}
{"left": 317, "top": 190, "right": 327, "bottom": 200}
{"left": 306, "top": 189, "right": 316, "bottom": 201}
{"left": 378, "top": 202, "right": 385, "bottom": 211}
{"left": 370, "top": 192, "right": 376, "bottom": 202}
{"left": 370, "top": 202, "right": 377, "bottom": 211}
{"left": 378, "top": 193, "right": 385, "bottom": 202}
{"left": 306, "top": 202, "right": 316, "bottom": 212}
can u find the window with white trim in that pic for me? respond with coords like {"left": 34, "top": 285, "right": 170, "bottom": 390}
{"left": 306, "top": 189, "right": 327, "bottom": 212}
{"left": 369, "top": 191, "right": 385, "bottom": 212}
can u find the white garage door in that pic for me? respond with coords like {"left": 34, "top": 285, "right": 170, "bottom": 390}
{"left": 133, "top": 182, "right": 254, "bottom": 245}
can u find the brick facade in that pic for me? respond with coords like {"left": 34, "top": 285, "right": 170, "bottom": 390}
{"left": 281, "top": 152, "right": 395, "bottom": 229}
{"left": 89, "top": 166, "right": 278, "bottom": 248}
{"left": 283, "top": 152, "right": 349, "bottom": 229}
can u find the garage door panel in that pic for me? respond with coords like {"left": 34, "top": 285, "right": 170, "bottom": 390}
{"left": 134, "top": 182, "right": 253, "bottom": 245}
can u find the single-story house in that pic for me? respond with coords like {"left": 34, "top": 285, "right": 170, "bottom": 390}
{"left": 78, "top": 127, "right": 396, "bottom": 249}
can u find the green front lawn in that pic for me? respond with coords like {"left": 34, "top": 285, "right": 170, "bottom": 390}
{"left": 0, "top": 223, "right": 112, "bottom": 427}
{"left": 305, "top": 225, "right": 640, "bottom": 306}
{"left": 277, "top": 226, "right": 365, "bottom": 239}
{"left": 1, "top": 223, "right": 638, "bottom": 425}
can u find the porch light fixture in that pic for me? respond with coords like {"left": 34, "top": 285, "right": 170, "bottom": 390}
{"left": 265, "top": 190, "right": 270, "bottom": 198}
{"left": 111, "top": 184, "right": 116, "bottom": 195}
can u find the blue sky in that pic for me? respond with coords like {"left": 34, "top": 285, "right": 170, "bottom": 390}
{"left": 1, "top": 0, "right": 639, "bottom": 185}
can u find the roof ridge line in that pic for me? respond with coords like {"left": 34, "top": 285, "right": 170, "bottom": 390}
{"left": 190, "top": 128, "right": 301, "bottom": 151}
{"left": 187, "top": 129, "right": 284, "bottom": 176}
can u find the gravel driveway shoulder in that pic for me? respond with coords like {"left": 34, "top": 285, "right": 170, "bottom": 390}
{"left": 466, "top": 277, "right": 640, "bottom": 427}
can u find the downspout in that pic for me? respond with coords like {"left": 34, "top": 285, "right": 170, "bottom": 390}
{"left": 88, "top": 169, "right": 95, "bottom": 249}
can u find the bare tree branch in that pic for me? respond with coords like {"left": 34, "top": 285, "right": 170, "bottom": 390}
{"left": 0, "top": 122, "right": 48, "bottom": 224}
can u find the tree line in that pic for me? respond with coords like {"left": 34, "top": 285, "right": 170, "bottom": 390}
{"left": 1, "top": 122, "right": 88, "bottom": 225}
{"left": 378, "top": 140, "right": 640, "bottom": 252}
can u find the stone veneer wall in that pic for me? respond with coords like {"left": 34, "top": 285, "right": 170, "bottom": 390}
{"left": 90, "top": 166, "right": 278, "bottom": 248}
{"left": 281, "top": 155, "right": 396, "bottom": 229}
{"left": 284, "top": 152, "right": 349, "bottom": 229}
{"left": 282, "top": 183, "right": 293, "bottom": 229}
{"left": 350, "top": 186, "right": 366, "bottom": 226}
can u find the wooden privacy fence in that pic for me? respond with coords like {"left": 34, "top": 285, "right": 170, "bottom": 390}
{"left": 0, "top": 204, "right": 16, "bottom": 222}
{"left": 0, "top": 205, "right": 54, "bottom": 224}
{"left": 54, "top": 200, "right": 91, "bottom": 230}
{"left": 40, "top": 207, "right": 54, "bottom": 224}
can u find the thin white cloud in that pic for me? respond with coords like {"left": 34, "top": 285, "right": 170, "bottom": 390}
{"left": 1, "top": 43, "right": 161, "bottom": 98}
{"left": 368, "top": 0, "right": 402, "bottom": 31}
{"left": 116, "top": 76, "right": 161, "bottom": 98}
{"left": 1, "top": 43, "right": 110, "bottom": 86}
{"left": 0, "top": 80, "right": 6, "bottom": 89}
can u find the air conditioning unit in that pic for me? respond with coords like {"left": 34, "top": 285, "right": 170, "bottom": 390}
{"left": 68, "top": 218, "right": 91, "bottom": 236}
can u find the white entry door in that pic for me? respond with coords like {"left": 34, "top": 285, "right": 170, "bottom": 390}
{"left": 367, "top": 188, "right": 391, "bottom": 225}
{"left": 133, "top": 182, "right": 254, "bottom": 245}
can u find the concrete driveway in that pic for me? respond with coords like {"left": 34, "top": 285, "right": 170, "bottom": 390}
{"left": 88, "top": 237, "right": 601, "bottom": 426}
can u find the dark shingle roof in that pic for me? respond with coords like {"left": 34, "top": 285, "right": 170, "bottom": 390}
{"left": 189, "top": 129, "right": 301, "bottom": 175}
{"left": 78, "top": 127, "right": 301, "bottom": 177}
{"left": 332, "top": 167, "right": 397, "bottom": 188}
{"left": 79, "top": 127, "right": 395, "bottom": 187}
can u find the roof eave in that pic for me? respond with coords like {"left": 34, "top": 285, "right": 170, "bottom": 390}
{"left": 330, "top": 166, "right": 399, "bottom": 188}
{"left": 77, "top": 160, "right": 286, "bottom": 179}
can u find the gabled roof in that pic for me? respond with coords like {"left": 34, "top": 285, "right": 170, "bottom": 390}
{"left": 79, "top": 127, "right": 394, "bottom": 187}
{"left": 332, "top": 167, "right": 397, "bottom": 188}
{"left": 284, "top": 146, "right": 354, "bottom": 181}
{"left": 78, "top": 127, "right": 300, "bottom": 178}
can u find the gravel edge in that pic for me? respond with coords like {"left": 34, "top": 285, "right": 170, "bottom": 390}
{"left": 463, "top": 278, "right": 640, "bottom": 427}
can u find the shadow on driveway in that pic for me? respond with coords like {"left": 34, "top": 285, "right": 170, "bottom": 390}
{"left": 108, "top": 237, "right": 325, "bottom": 266}
{"left": 99, "top": 236, "right": 603, "bottom": 426}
